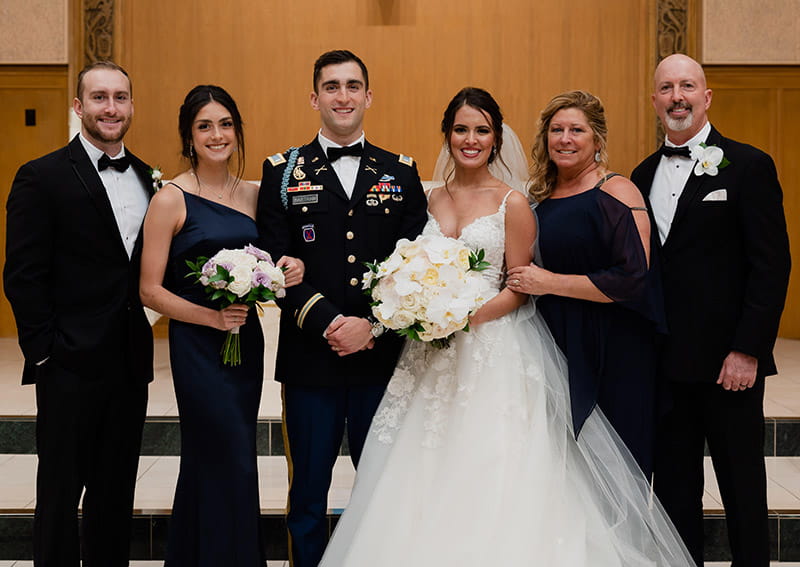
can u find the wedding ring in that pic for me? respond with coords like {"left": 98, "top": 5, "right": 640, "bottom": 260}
{"left": 512, "top": 279, "right": 520, "bottom": 285}
{"left": 332, "top": 346, "right": 340, "bottom": 352}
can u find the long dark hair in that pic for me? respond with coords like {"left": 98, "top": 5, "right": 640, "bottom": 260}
{"left": 178, "top": 85, "right": 246, "bottom": 183}
{"left": 441, "top": 87, "right": 504, "bottom": 166}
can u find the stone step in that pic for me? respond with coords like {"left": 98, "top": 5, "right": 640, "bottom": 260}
{"left": 0, "top": 455, "right": 799, "bottom": 561}
{"left": 2, "top": 415, "right": 799, "bottom": 457}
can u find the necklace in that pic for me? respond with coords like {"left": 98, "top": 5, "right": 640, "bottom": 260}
{"left": 193, "top": 170, "right": 230, "bottom": 199}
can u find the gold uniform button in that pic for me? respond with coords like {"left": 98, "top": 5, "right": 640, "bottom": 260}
{"left": 385, "top": 208, "right": 390, "bottom": 214}
{"left": 349, "top": 278, "right": 359, "bottom": 286}
{"left": 346, "top": 231, "right": 354, "bottom": 240}
{"left": 347, "top": 209, "right": 354, "bottom": 217}
{"left": 347, "top": 255, "right": 356, "bottom": 263}
{"left": 301, "top": 206, "right": 308, "bottom": 212}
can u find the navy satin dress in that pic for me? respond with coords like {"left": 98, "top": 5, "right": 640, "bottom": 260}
{"left": 164, "top": 190, "right": 265, "bottom": 566}
{"left": 535, "top": 175, "right": 666, "bottom": 477}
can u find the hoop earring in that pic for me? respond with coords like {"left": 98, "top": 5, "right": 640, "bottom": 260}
{"left": 594, "top": 151, "right": 601, "bottom": 163}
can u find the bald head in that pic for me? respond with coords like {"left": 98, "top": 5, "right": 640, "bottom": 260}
{"left": 652, "top": 53, "right": 712, "bottom": 145}
{"left": 654, "top": 54, "right": 707, "bottom": 91}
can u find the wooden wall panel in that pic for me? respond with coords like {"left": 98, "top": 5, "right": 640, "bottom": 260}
{"left": 705, "top": 67, "right": 800, "bottom": 338}
{"left": 0, "top": 67, "right": 69, "bottom": 337}
{"left": 116, "top": 0, "right": 653, "bottom": 182}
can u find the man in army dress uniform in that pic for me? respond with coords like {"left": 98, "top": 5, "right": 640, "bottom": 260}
{"left": 257, "top": 50, "right": 427, "bottom": 566}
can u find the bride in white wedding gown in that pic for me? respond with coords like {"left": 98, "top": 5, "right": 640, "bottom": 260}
{"left": 320, "top": 88, "right": 694, "bottom": 566}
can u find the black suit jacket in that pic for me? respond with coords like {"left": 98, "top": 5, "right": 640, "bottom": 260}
{"left": 3, "top": 135, "right": 155, "bottom": 385}
{"left": 631, "top": 126, "right": 790, "bottom": 383}
{"left": 257, "top": 138, "right": 428, "bottom": 387}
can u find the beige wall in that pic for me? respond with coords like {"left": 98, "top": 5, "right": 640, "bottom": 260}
{"left": 0, "top": 0, "right": 69, "bottom": 64}
{"left": 702, "top": 0, "right": 800, "bottom": 64}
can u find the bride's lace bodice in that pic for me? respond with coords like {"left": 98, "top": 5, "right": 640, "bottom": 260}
{"left": 371, "top": 191, "right": 517, "bottom": 448}
{"left": 422, "top": 191, "right": 511, "bottom": 291}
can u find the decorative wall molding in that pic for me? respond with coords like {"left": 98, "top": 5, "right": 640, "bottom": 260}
{"left": 654, "top": 0, "right": 690, "bottom": 145}
{"left": 656, "top": 0, "right": 688, "bottom": 59}
{"left": 84, "top": 0, "right": 114, "bottom": 64}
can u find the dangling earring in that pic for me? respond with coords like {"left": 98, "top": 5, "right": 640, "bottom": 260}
{"left": 492, "top": 146, "right": 498, "bottom": 158}
{"left": 594, "top": 151, "right": 601, "bottom": 163}
{"left": 189, "top": 143, "right": 194, "bottom": 158}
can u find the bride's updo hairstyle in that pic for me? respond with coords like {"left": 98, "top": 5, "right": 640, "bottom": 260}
{"left": 441, "top": 87, "right": 504, "bottom": 168}
{"left": 529, "top": 90, "right": 609, "bottom": 203}
{"left": 178, "top": 84, "right": 246, "bottom": 183}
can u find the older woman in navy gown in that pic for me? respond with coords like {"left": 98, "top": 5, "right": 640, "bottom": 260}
{"left": 507, "top": 90, "right": 665, "bottom": 477}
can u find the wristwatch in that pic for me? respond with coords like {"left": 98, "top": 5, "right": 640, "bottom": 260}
{"left": 367, "top": 316, "right": 385, "bottom": 338}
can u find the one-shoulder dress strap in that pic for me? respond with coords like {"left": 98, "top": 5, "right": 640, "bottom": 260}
{"left": 596, "top": 173, "right": 648, "bottom": 211}
{"left": 165, "top": 181, "right": 186, "bottom": 192}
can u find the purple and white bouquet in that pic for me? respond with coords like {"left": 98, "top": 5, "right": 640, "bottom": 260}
{"left": 186, "top": 244, "right": 285, "bottom": 366}
{"left": 362, "top": 234, "right": 492, "bottom": 349}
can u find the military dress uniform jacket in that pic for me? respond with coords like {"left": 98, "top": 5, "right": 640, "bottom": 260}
{"left": 257, "top": 138, "right": 428, "bottom": 388}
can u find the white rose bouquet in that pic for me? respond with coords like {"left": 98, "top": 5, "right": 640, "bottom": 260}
{"left": 186, "top": 244, "right": 286, "bottom": 366}
{"left": 363, "top": 234, "right": 492, "bottom": 349}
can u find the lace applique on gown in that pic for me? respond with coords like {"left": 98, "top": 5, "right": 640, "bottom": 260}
{"left": 321, "top": 191, "right": 693, "bottom": 567}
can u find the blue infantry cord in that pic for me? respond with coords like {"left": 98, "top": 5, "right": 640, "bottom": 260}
{"left": 280, "top": 147, "right": 300, "bottom": 210}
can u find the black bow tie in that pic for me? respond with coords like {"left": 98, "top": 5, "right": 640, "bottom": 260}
{"left": 327, "top": 143, "right": 363, "bottom": 162}
{"left": 660, "top": 145, "right": 692, "bottom": 159}
{"left": 98, "top": 153, "right": 130, "bottom": 172}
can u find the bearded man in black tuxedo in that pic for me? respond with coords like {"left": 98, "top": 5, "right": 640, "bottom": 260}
{"left": 631, "top": 54, "right": 791, "bottom": 566}
{"left": 4, "top": 61, "right": 155, "bottom": 566}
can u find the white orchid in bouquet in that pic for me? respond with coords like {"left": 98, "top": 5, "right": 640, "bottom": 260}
{"left": 186, "top": 244, "right": 285, "bottom": 365}
{"left": 363, "top": 234, "right": 492, "bottom": 349}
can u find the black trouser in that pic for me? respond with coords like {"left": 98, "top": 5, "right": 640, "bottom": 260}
{"left": 34, "top": 366, "right": 147, "bottom": 567}
{"left": 654, "top": 378, "right": 768, "bottom": 567}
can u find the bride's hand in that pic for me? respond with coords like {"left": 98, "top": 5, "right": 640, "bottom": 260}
{"left": 277, "top": 255, "right": 305, "bottom": 287}
{"left": 506, "top": 264, "right": 554, "bottom": 296}
{"left": 213, "top": 304, "right": 249, "bottom": 331}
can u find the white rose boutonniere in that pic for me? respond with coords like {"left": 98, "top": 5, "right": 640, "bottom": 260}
{"left": 690, "top": 143, "right": 730, "bottom": 176}
{"left": 149, "top": 167, "right": 163, "bottom": 191}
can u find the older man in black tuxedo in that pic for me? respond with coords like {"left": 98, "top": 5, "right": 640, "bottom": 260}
{"left": 4, "top": 61, "right": 154, "bottom": 566}
{"left": 631, "top": 54, "right": 791, "bottom": 566}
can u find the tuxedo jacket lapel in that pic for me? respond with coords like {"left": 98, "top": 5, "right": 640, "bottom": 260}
{"left": 351, "top": 142, "right": 384, "bottom": 204}
{"left": 66, "top": 136, "right": 142, "bottom": 258}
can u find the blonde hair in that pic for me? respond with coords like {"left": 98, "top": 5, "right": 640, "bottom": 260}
{"left": 529, "top": 90, "right": 609, "bottom": 202}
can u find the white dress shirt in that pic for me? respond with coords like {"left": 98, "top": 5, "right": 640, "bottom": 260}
{"left": 79, "top": 133, "right": 149, "bottom": 258}
{"left": 649, "top": 121, "right": 711, "bottom": 244}
{"left": 317, "top": 131, "right": 365, "bottom": 199}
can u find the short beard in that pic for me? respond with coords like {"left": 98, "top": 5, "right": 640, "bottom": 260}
{"left": 83, "top": 116, "right": 131, "bottom": 145}
{"left": 665, "top": 107, "right": 693, "bottom": 132}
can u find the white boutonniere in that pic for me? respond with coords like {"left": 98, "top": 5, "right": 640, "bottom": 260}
{"left": 690, "top": 143, "right": 730, "bottom": 176}
{"left": 149, "top": 167, "right": 163, "bottom": 191}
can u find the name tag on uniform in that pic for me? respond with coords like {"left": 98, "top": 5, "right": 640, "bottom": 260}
{"left": 292, "top": 194, "right": 319, "bottom": 205}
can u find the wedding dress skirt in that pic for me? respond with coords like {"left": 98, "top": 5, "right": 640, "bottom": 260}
{"left": 320, "top": 300, "right": 693, "bottom": 566}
